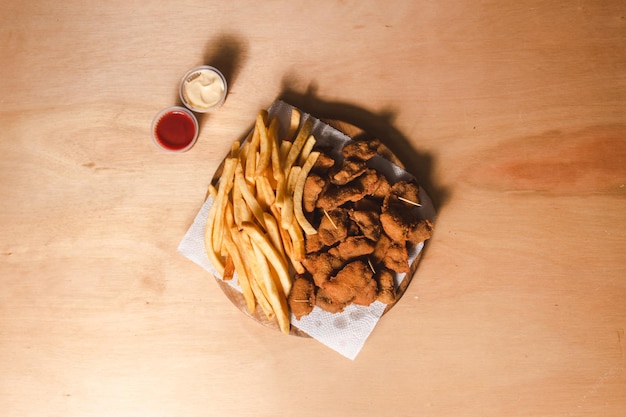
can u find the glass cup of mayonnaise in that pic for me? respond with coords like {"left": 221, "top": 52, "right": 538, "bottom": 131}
{"left": 179, "top": 66, "right": 227, "bottom": 113}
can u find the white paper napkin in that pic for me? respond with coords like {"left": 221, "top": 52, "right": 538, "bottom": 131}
{"left": 178, "top": 100, "right": 434, "bottom": 360}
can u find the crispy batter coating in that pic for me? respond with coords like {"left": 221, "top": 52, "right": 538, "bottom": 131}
{"left": 380, "top": 204, "right": 418, "bottom": 243}
{"left": 330, "top": 236, "right": 376, "bottom": 261}
{"left": 322, "top": 260, "right": 378, "bottom": 307}
{"left": 353, "top": 197, "right": 382, "bottom": 213}
{"left": 331, "top": 159, "right": 368, "bottom": 185}
{"left": 385, "top": 180, "right": 420, "bottom": 207}
{"left": 371, "top": 233, "right": 409, "bottom": 273}
{"left": 349, "top": 209, "right": 381, "bottom": 241}
{"left": 376, "top": 267, "right": 396, "bottom": 304}
{"left": 312, "top": 152, "right": 336, "bottom": 174}
{"left": 371, "top": 231, "right": 392, "bottom": 265}
{"left": 359, "top": 168, "right": 390, "bottom": 197}
{"left": 316, "top": 181, "right": 365, "bottom": 211}
{"left": 341, "top": 139, "right": 381, "bottom": 161}
{"left": 302, "top": 251, "right": 344, "bottom": 287}
{"left": 303, "top": 173, "right": 326, "bottom": 213}
{"left": 288, "top": 275, "right": 316, "bottom": 320}
{"left": 409, "top": 218, "right": 434, "bottom": 244}
{"left": 318, "top": 208, "right": 350, "bottom": 247}
{"left": 316, "top": 287, "right": 348, "bottom": 313}
{"left": 304, "top": 232, "right": 325, "bottom": 254}
{"left": 382, "top": 242, "right": 410, "bottom": 273}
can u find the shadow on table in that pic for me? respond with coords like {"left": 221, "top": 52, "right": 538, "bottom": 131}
{"left": 203, "top": 33, "right": 249, "bottom": 89}
{"left": 278, "top": 82, "right": 450, "bottom": 212}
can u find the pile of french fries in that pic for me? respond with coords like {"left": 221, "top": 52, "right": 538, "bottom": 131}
{"left": 204, "top": 109, "right": 320, "bottom": 334}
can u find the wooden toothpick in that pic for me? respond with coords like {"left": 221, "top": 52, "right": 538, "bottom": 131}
{"left": 323, "top": 209, "right": 338, "bottom": 229}
{"left": 398, "top": 196, "right": 422, "bottom": 207}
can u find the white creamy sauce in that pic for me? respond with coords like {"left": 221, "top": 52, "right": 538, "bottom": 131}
{"left": 183, "top": 70, "right": 225, "bottom": 109}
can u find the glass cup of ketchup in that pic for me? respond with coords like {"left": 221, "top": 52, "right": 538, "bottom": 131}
{"left": 151, "top": 106, "right": 199, "bottom": 153}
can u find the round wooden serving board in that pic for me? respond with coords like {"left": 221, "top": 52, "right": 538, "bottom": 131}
{"left": 214, "top": 119, "right": 431, "bottom": 337}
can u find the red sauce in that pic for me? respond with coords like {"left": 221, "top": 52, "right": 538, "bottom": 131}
{"left": 154, "top": 110, "right": 197, "bottom": 151}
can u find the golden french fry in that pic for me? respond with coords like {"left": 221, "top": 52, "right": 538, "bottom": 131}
{"left": 288, "top": 216, "right": 306, "bottom": 262}
{"left": 223, "top": 255, "right": 235, "bottom": 281}
{"left": 255, "top": 113, "right": 272, "bottom": 176}
{"left": 245, "top": 124, "right": 260, "bottom": 183}
{"left": 242, "top": 222, "right": 292, "bottom": 297}
{"left": 268, "top": 118, "right": 282, "bottom": 182}
{"left": 205, "top": 183, "right": 218, "bottom": 202}
{"left": 267, "top": 264, "right": 292, "bottom": 334}
{"left": 249, "top": 273, "right": 275, "bottom": 319}
{"left": 235, "top": 161, "right": 267, "bottom": 231}
{"left": 255, "top": 176, "right": 276, "bottom": 212}
{"left": 211, "top": 158, "right": 237, "bottom": 251}
{"left": 297, "top": 135, "right": 317, "bottom": 166}
{"left": 232, "top": 179, "right": 251, "bottom": 230}
{"left": 251, "top": 241, "right": 272, "bottom": 292}
{"left": 250, "top": 237, "right": 290, "bottom": 334}
{"left": 258, "top": 109, "right": 269, "bottom": 127}
{"left": 263, "top": 213, "right": 284, "bottom": 258}
{"left": 221, "top": 198, "right": 236, "bottom": 257}
{"left": 231, "top": 140, "right": 241, "bottom": 159}
{"left": 280, "top": 166, "right": 301, "bottom": 229}
{"left": 279, "top": 141, "right": 292, "bottom": 165}
{"left": 205, "top": 157, "right": 237, "bottom": 275}
{"left": 257, "top": 176, "right": 276, "bottom": 207}
{"left": 284, "top": 117, "right": 313, "bottom": 172}
{"left": 239, "top": 140, "right": 250, "bottom": 169}
{"left": 234, "top": 230, "right": 275, "bottom": 319}
{"left": 285, "top": 108, "right": 301, "bottom": 142}
{"left": 274, "top": 175, "right": 287, "bottom": 209}
{"left": 203, "top": 201, "right": 224, "bottom": 274}
{"left": 293, "top": 151, "right": 320, "bottom": 235}
{"left": 223, "top": 231, "right": 255, "bottom": 313}
{"left": 270, "top": 203, "right": 305, "bottom": 275}
{"left": 270, "top": 204, "right": 293, "bottom": 255}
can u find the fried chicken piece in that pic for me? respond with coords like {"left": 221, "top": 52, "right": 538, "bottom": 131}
{"left": 371, "top": 233, "right": 409, "bottom": 273}
{"left": 385, "top": 180, "right": 420, "bottom": 208}
{"left": 322, "top": 260, "right": 378, "bottom": 307}
{"left": 288, "top": 275, "right": 316, "bottom": 320}
{"left": 352, "top": 278, "right": 379, "bottom": 306}
{"left": 330, "top": 236, "right": 376, "bottom": 261}
{"left": 349, "top": 209, "right": 381, "bottom": 241}
{"left": 347, "top": 168, "right": 391, "bottom": 200}
{"left": 304, "top": 232, "right": 325, "bottom": 253}
{"left": 316, "top": 181, "right": 365, "bottom": 211}
{"left": 318, "top": 208, "right": 350, "bottom": 247}
{"left": 409, "top": 218, "right": 434, "bottom": 245}
{"left": 317, "top": 168, "right": 393, "bottom": 211}
{"left": 353, "top": 197, "right": 382, "bottom": 213}
{"left": 312, "top": 151, "right": 336, "bottom": 175}
{"left": 341, "top": 138, "right": 381, "bottom": 161}
{"left": 370, "top": 173, "right": 391, "bottom": 200}
{"left": 371, "top": 233, "right": 393, "bottom": 265}
{"left": 330, "top": 159, "right": 368, "bottom": 185}
{"left": 315, "top": 287, "right": 348, "bottom": 313}
{"left": 301, "top": 251, "right": 344, "bottom": 287}
{"left": 376, "top": 267, "right": 397, "bottom": 304}
{"left": 380, "top": 203, "right": 418, "bottom": 242}
{"left": 303, "top": 173, "right": 326, "bottom": 213}
{"left": 382, "top": 242, "right": 410, "bottom": 273}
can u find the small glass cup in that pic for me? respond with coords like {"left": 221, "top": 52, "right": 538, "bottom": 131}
{"left": 179, "top": 65, "right": 227, "bottom": 113}
{"left": 151, "top": 106, "right": 199, "bottom": 153}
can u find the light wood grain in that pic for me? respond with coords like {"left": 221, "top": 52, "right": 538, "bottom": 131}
{"left": 1, "top": 1, "right": 625, "bottom": 416}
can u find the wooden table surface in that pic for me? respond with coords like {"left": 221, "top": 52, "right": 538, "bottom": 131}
{"left": 1, "top": 1, "right": 625, "bottom": 416}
